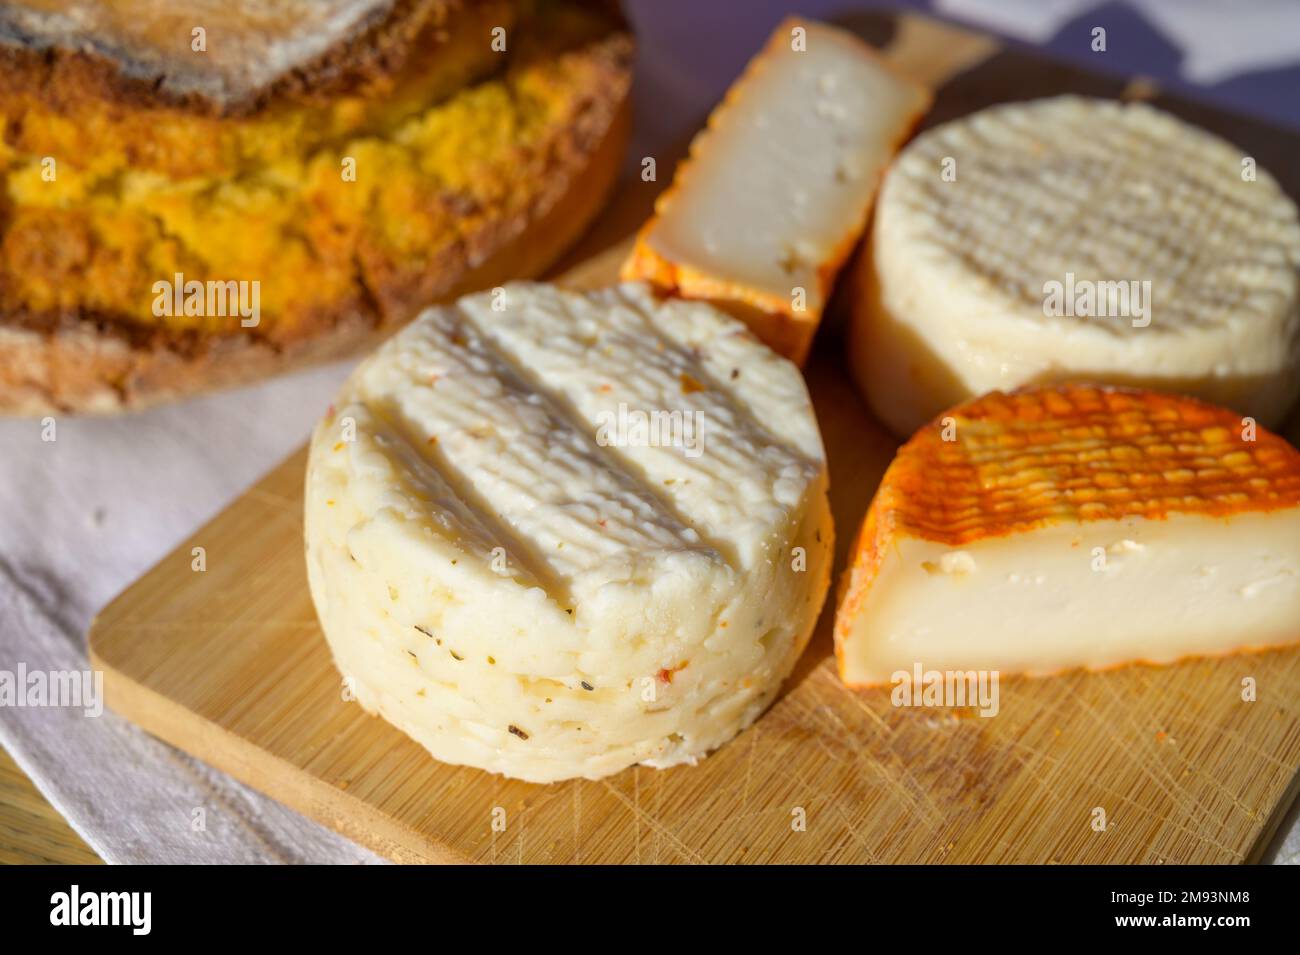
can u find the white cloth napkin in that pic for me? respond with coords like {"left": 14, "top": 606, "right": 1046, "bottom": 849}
{"left": 0, "top": 361, "right": 383, "bottom": 863}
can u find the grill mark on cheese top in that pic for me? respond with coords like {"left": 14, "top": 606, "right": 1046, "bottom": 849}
{"left": 362, "top": 398, "right": 575, "bottom": 604}
{"left": 645, "top": 294, "right": 825, "bottom": 463}
{"left": 459, "top": 284, "right": 823, "bottom": 569}
{"left": 350, "top": 303, "right": 726, "bottom": 608}
{"left": 883, "top": 385, "right": 1300, "bottom": 548}
{"left": 441, "top": 304, "right": 748, "bottom": 574}
{"left": 332, "top": 283, "right": 824, "bottom": 618}
{"left": 317, "top": 402, "right": 562, "bottom": 600}
{"left": 886, "top": 96, "right": 1300, "bottom": 337}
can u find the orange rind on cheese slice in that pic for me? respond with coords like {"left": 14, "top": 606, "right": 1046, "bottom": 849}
{"left": 834, "top": 384, "right": 1300, "bottom": 686}
{"left": 621, "top": 17, "right": 930, "bottom": 366}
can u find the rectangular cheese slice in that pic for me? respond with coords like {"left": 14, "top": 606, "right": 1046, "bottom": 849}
{"left": 835, "top": 385, "right": 1300, "bottom": 686}
{"left": 621, "top": 17, "right": 930, "bottom": 366}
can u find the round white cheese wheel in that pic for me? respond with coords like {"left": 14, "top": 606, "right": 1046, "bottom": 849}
{"left": 305, "top": 282, "right": 833, "bottom": 782}
{"left": 852, "top": 95, "right": 1300, "bottom": 436}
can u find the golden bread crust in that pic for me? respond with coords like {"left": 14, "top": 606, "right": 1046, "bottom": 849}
{"left": 0, "top": 9, "right": 633, "bottom": 414}
{"left": 0, "top": 0, "right": 509, "bottom": 116}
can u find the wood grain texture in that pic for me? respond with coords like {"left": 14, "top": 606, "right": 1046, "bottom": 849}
{"left": 0, "top": 746, "right": 101, "bottom": 865}
{"left": 88, "top": 10, "right": 1300, "bottom": 865}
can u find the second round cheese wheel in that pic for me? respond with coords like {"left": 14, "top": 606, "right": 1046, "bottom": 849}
{"left": 305, "top": 282, "right": 833, "bottom": 782}
{"left": 851, "top": 95, "right": 1300, "bottom": 436}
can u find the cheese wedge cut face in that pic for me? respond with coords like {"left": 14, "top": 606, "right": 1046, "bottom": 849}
{"left": 852, "top": 96, "right": 1300, "bottom": 436}
{"left": 835, "top": 385, "right": 1300, "bottom": 686}
{"left": 622, "top": 16, "right": 930, "bottom": 365}
{"left": 305, "top": 282, "right": 833, "bottom": 782}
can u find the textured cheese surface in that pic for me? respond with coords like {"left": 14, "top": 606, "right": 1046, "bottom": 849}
{"left": 836, "top": 384, "right": 1300, "bottom": 685}
{"left": 852, "top": 96, "right": 1300, "bottom": 436}
{"left": 305, "top": 282, "right": 833, "bottom": 782}
{"left": 622, "top": 17, "right": 929, "bottom": 364}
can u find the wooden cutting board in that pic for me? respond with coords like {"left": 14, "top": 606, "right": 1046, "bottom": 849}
{"left": 89, "top": 11, "right": 1300, "bottom": 864}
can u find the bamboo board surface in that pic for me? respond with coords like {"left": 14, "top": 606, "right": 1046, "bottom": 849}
{"left": 0, "top": 747, "right": 101, "bottom": 865}
{"left": 89, "top": 11, "right": 1300, "bottom": 864}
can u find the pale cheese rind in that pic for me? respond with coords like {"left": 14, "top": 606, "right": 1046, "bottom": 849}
{"left": 622, "top": 17, "right": 930, "bottom": 365}
{"left": 852, "top": 96, "right": 1300, "bottom": 436}
{"left": 305, "top": 282, "right": 833, "bottom": 782}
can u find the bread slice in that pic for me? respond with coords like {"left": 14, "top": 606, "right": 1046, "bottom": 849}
{"left": 0, "top": 0, "right": 632, "bottom": 413}
{"left": 0, "top": 0, "right": 514, "bottom": 117}
{"left": 835, "top": 384, "right": 1300, "bottom": 686}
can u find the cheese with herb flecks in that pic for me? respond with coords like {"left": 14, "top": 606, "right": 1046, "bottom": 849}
{"left": 834, "top": 384, "right": 1300, "bottom": 686}
{"left": 305, "top": 282, "right": 833, "bottom": 782}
